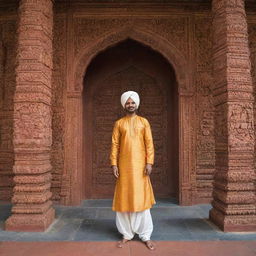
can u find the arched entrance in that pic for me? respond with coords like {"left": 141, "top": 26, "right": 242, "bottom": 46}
{"left": 64, "top": 28, "right": 195, "bottom": 206}
{"left": 83, "top": 39, "right": 179, "bottom": 200}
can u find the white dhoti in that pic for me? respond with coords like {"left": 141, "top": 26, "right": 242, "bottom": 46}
{"left": 116, "top": 209, "right": 153, "bottom": 241}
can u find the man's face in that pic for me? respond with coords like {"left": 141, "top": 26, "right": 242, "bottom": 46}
{"left": 125, "top": 97, "right": 137, "bottom": 113}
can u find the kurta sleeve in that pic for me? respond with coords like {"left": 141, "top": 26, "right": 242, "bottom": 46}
{"left": 110, "top": 121, "right": 120, "bottom": 166}
{"left": 144, "top": 119, "right": 154, "bottom": 165}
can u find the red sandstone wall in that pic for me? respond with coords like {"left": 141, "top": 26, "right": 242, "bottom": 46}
{"left": 0, "top": 19, "right": 17, "bottom": 201}
{"left": 0, "top": 5, "right": 255, "bottom": 204}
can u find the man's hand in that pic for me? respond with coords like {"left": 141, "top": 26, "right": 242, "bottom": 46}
{"left": 112, "top": 165, "right": 119, "bottom": 178}
{"left": 145, "top": 163, "right": 152, "bottom": 176}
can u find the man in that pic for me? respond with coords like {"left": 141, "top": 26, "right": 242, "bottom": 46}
{"left": 110, "top": 91, "right": 156, "bottom": 250}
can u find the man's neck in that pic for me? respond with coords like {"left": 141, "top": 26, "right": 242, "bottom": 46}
{"left": 126, "top": 112, "right": 137, "bottom": 117}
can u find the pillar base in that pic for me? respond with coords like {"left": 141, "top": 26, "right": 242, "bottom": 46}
{"left": 210, "top": 208, "right": 256, "bottom": 232}
{"left": 5, "top": 207, "right": 55, "bottom": 232}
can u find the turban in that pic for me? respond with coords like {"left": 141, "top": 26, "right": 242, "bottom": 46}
{"left": 120, "top": 91, "right": 140, "bottom": 109}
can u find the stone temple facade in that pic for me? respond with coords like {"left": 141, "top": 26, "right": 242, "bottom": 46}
{"left": 0, "top": 0, "right": 255, "bottom": 232}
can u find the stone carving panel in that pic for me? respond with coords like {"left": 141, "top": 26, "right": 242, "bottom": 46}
{"left": 74, "top": 17, "right": 188, "bottom": 57}
{"left": 138, "top": 18, "right": 188, "bottom": 55}
{"left": 248, "top": 22, "right": 256, "bottom": 172}
{"left": 194, "top": 17, "right": 215, "bottom": 203}
{"left": 74, "top": 18, "right": 129, "bottom": 56}
{"left": 14, "top": 103, "right": 52, "bottom": 146}
{"left": 0, "top": 20, "right": 17, "bottom": 201}
{"left": 195, "top": 17, "right": 212, "bottom": 72}
{"left": 51, "top": 17, "right": 66, "bottom": 202}
{"left": 228, "top": 103, "right": 254, "bottom": 150}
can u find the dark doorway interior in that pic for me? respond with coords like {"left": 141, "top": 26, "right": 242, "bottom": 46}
{"left": 83, "top": 39, "right": 179, "bottom": 201}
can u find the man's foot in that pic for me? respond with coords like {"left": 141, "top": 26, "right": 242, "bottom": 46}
{"left": 117, "top": 238, "right": 129, "bottom": 248}
{"left": 144, "top": 240, "right": 155, "bottom": 250}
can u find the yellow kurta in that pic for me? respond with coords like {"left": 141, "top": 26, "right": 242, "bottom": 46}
{"left": 110, "top": 115, "right": 156, "bottom": 212}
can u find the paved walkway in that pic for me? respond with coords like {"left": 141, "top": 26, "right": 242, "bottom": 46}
{"left": 0, "top": 199, "right": 256, "bottom": 255}
{"left": 0, "top": 241, "right": 256, "bottom": 256}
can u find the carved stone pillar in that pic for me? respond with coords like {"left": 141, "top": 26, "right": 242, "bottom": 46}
{"left": 210, "top": 0, "right": 256, "bottom": 231}
{"left": 5, "top": 0, "right": 55, "bottom": 231}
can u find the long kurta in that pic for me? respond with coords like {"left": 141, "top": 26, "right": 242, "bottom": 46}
{"left": 110, "top": 115, "right": 156, "bottom": 212}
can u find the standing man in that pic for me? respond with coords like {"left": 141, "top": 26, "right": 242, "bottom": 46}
{"left": 110, "top": 91, "right": 156, "bottom": 250}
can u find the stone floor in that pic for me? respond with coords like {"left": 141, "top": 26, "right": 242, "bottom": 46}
{"left": 0, "top": 199, "right": 256, "bottom": 242}
{"left": 0, "top": 199, "right": 256, "bottom": 255}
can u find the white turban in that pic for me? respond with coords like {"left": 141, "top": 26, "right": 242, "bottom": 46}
{"left": 120, "top": 91, "right": 140, "bottom": 109}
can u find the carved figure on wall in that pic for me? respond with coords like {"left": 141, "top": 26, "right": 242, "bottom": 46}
{"left": 110, "top": 91, "right": 155, "bottom": 250}
{"left": 228, "top": 104, "right": 254, "bottom": 149}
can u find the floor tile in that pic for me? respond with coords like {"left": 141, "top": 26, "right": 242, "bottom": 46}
{"left": 154, "top": 198, "right": 179, "bottom": 207}
{"left": 97, "top": 208, "right": 115, "bottom": 219}
{"left": 74, "top": 219, "right": 120, "bottom": 241}
{"left": 0, "top": 230, "right": 24, "bottom": 241}
{"left": 82, "top": 200, "right": 113, "bottom": 208}
{"left": 15, "top": 218, "right": 83, "bottom": 241}
{"left": 60, "top": 207, "right": 98, "bottom": 219}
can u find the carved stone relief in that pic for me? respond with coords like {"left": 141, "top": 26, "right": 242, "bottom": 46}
{"left": 51, "top": 16, "right": 66, "bottom": 202}
{"left": 0, "top": 20, "right": 16, "bottom": 201}
{"left": 74, "top": 17, "right": 188, "bottom": 58}
{"left": 248, "top": 21, "right": 256, "bottom": 172}
{"left": 194, "top": 17, "right": 215, "bottom": 203}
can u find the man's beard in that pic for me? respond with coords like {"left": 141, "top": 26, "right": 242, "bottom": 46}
{"left": 126, "top": 107, "right": 136, "bottom": 113}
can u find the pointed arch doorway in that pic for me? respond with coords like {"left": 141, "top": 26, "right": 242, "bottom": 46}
{"left": 83, "top": 39, "right": 179, "bottom": 201}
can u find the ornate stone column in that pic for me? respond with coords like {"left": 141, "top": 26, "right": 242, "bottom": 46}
{"left": 210, "top": 0, "right": 256, "bottom": 231}
{"left": 5, "top": 0, "right": 55, "bottom": 231}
